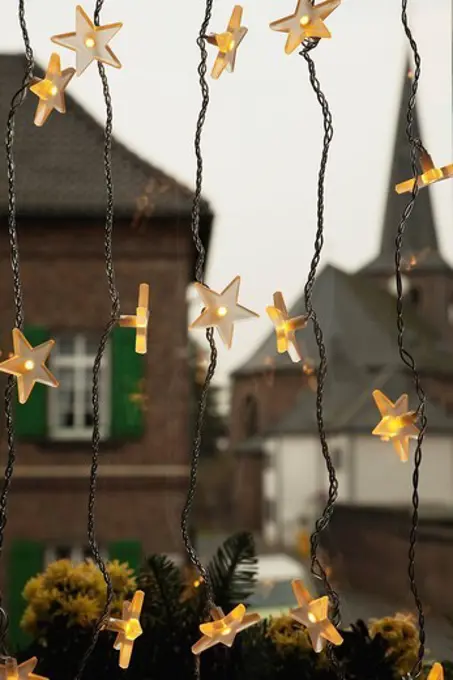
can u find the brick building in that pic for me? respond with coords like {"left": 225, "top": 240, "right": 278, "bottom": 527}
{"left": 0, "top": 54, "right": 212, "bottom": 644}
{"left": 229, "top": 67, "right": 453, "bottom": 611}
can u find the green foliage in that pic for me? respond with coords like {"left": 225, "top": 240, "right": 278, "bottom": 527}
{"left": 16, "top": 534, "right": 451, "bottom": 680}
{"left": 209, "top": 532, "right": 257, "bottom": 611}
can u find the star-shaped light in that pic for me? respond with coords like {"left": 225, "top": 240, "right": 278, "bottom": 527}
{"left": 192, "top": 604, "right": 260, "bottom": 655}
{"left": 290, "top": 580, "right": 343, "bottom": 653}
{"left": 29, "top": 53, "right": 75, "bottom": 127}
{"left": 266, "top": 291, "right": 308, "bottom": 363}
{"left": 104, "top": 590, "right": 144, "bottom": 669}
{"left": 428, "top": 664, "right": 444, "bottom": 680}
{"left": 0, "top": 329, "right": 59, "bottom": 404}
{"left": 0, "top": 657, "right": 48, "bottom": 680}
{"left": 119, "top": 283, "right": 150, "bottom": 354}
{"left": 51, "top": 5, "right": 122, "bottom": 76}
{"left": 395, "top": 149, "right": 453, "bottom": 194}
{"left": 372, "top": 390, "right": 419, "bottom": 463}
{"left": 270, "top": 0, "right": 341, "bottom": 54}
{"left": 206, "top": 5, "right": 248, "bottom": 79}
{"left": 189, "top": 276, "right": 259, "bottom": 349}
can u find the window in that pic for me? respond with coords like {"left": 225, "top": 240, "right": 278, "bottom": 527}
{"left": 44, "top": 544, "right": 108, "bottom": 566}
{"left": 407, "top": 287, "right": 422, "bottom": 308}
{"left": 49, "top": 334, "right": 110, "bottom": 440}
{"left": 243, "top": 394, "right": 259, "bottom": 437}
{"left": 447, "top": 294, "right": 453, "bottom": 325}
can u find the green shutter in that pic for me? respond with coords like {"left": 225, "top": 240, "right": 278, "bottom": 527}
{"left": 110, "top": 327, "right": 145, "bottom": 439}
{"left": 15, "top": 326, "right": 49, "bottom": 440}
{"left": 108, "top": 541, "right": 142, "bottom": 575}
{"left": 8, "top": 540, "right": 44, "bottom": 648}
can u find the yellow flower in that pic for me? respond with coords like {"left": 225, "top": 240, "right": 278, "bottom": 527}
{"left": 61, "top": 594, "right": 101, "bottom": 627}
{"left": 23, "top": 575, "right": 44, "bottom": 601}
{"left": 20, "top": 558, "right": 137, "bottom": 641}
{"left": 21, "top": 606, "right": 39, "bottom": 636}
{"left": 267, "top": 614, "right": 314, "bottom": 654}
{"left": 370, "top": 613, "right": 419, "bottom": 676}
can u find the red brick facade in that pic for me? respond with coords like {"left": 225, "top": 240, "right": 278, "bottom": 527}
{"left": 0, "top": 217, "right": 195, "bottom": 557}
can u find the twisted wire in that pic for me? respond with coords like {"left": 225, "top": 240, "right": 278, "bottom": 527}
{"left": 75, "top": 4, "right": 120, "bottom": 677}
{"left": 393, "top": 2, "right": 427, "bottom": 676}
{"left": 180, "top": 0, "right": 217, "bottom": 611}
{"left": 300, "top": 40, "right": 342, "bottom": 671}
{"left": 0, "top": 0, "right": 34, "bottom": 650}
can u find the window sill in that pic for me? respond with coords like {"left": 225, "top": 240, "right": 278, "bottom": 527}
{"left": 21, "top": 438, "right": 133, "bottom": 452}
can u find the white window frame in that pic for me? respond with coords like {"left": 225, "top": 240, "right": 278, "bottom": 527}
{"left": 44, "top": 544, "right": 108, "bottom": 567}
{"left": 48, "top": 333, "right": 110, "bottom": 441}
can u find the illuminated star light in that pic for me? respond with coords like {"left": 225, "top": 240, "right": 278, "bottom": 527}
{"left": 0, "top": 657, "right": 48, "bottom": 680}
{"left": 372, "top": 390, "right": 419, "bottom": 463}
{"left": 270, "top": 0, "right": 341, "bottom": 54}
{"left": 51, "top": 5, "right": 122, "bottom": 76}
{"left": 290, "top": 580, "right": 343, "bottom": 653}
{"left": 105, "top": 590, "right": 144, "bottom": 669}
{"left": 428, "top": 663, "right": 445, "bottom": 680}
{"left": 266, "top": 291, "right": 308, "bottom": 363}
{"left": 189, "top": 276, "right": 259, "bottom": 349}
{"left": 192, "top": 604, "right": 260, "bottom": 655}
{"left": 395, "top": 149, "right": 453, "bottom": 194}
{"left": 119, "top": 283, "right": 150, "bottom": 354}
{"left": 206, "top": 5, "right": 248, "bottom": 79}
{"left": 0, "top": 329, "right": 59, "bottom": 404}
{"left": 29, "top": 53, "right": 75, "bottom": 127}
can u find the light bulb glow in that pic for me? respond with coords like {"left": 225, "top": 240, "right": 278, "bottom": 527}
{"left": 85, "top": 36, "right": 95, "bottom": 48}
{"left": 300, "top": 14, "right": 310, "bottom": 26}
{"left": 308, "top": 612, "right": 317, "bottom": 623}
{"left": 49, "top": 85, "right": 58, "bottom": 96}
{"left": 221, "top": 626, "right": 232, "bottom": 636}
{"left": 216, "top": 306, "right": 228, "bottom": 318}
{"left": 24, "top": 360, "right": 35, "bottom": 371}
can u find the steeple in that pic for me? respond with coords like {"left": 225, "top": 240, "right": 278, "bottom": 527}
{"left": 362, "top": 63, "right": 450, "bottom": 275}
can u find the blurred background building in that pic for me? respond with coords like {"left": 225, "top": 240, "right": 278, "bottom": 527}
{"left": 228, "top": 66, "right": 453, "bottom": 613}
{"left": 0, "top": 53, "right": 212, "bottom": 644}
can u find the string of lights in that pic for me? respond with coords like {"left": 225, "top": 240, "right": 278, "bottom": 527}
{"left": 0, "top": 0, "right": 34, "bottom": 655}
{"left": 180, "top": 0, "right": 218, "bottom": 613}
{"left": 74, "top": 1, "right": 120, "bottom": 676}
{"left": 298, "top": 37, "right": 343, "bottom": 672}
{"left": 393, "top": 1, "right": 428, "bottom": 675}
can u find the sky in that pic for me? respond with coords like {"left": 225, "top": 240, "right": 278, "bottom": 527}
{"left": 3, "top": 0, "right": 452, "bottom": 386}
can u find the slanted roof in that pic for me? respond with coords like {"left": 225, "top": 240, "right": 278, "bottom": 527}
{"left": 268, "top": 365, "right": 453, "bottom": 436}
{"left": 0, "top": 55, "right": 212, "bottom": 241}
{"left": 235, "top": 264, "right": 453, "bottom": 377}
{"left": 362, "top": 64, "right": 450, "bottom": 275}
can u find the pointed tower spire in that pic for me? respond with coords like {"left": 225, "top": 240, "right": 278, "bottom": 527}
{"left": 363, "top": 62, "right": 450, "bottom": 274}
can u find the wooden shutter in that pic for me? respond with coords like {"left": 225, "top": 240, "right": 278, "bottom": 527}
{"left": 108, "top": 541, "right": 142, "bottom": 575}
{"left": 8, "top": 540, "right": 44, "bottom": 647}
{"left": 110, "top": 327, "right": 145, "bottom": 439}
{"left": 15, "top": 326, "right": 49, "bottom": 440}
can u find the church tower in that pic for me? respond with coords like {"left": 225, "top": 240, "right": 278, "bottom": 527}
{"left": 361, "top": 65, "right": 453, "bottom": 340}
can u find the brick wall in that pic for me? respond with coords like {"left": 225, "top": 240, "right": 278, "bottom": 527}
{"left": 322, "top": 504, "right": 453, "bottom": 615}
{"left": 0, "top": 217, "right": 194, "bottom": 561}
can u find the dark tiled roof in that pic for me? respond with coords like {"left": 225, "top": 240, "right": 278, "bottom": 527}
{"left": 235, "top": 264, "right": 453, "bottom": 377}
{"left": 362, "top": 64, "right": 451, "bottom": 275}
{"left": 268, "top": 366, "right": 453, "bottom": 435}
{"left": 0, "top": 54, "right": 213, "bottom": 230}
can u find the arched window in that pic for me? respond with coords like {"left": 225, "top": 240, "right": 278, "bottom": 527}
{"left": 448, "top": 293, "right": 453, "bottom": 325}
{"left": 243, "top": 394, "right": 259, "bottom": 437}
{"left": 407, "top": 286, "right": 421, "bottom": 308}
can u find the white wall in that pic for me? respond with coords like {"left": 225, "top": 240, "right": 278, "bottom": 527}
{"left": 263, "top": 435, "right": 351, "bottom": 547}
{"left": 263, "top": 433, "right": 453, "bottom": 548}
{"left": 351, "top": 435, "right": 453, "bottom": 506}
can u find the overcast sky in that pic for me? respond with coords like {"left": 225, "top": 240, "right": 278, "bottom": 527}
{"left": 3, "top": 0, "right": 452, "bottom": 385}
